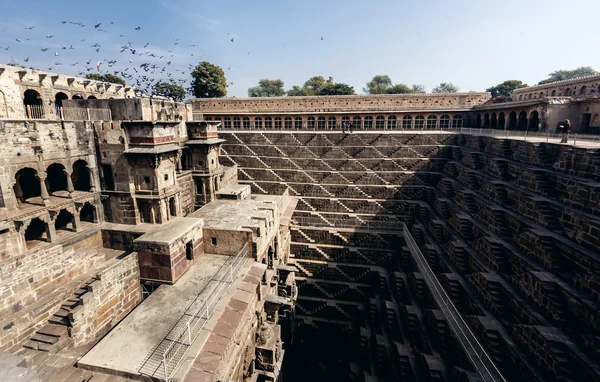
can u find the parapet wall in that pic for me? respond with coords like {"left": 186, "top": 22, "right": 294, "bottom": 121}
{"left": 193, "top": 93, "right": 491, "bottom": 114}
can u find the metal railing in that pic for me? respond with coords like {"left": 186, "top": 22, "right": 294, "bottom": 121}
{"left": 402, "top": 223, "right": 506, "bottom": 382}
{"left": 161, "top": 244, "right": 249, "bottom": 381}
{"left": 291, "top": 215, "right": 404, "bottom": 231}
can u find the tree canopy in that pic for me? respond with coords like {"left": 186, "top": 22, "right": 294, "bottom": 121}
{"left": 386, "top": 84, "right": 414, "bottom": 94}
{"left": 364, "top": 75, "right": 393, "bottom": 94}
{"left": 538, "top": 66, "right": 598, "bottom": 85}
{"left": 248, "top": 79, "right": 286, "bottom": 97}
{"left": 486, "top": 80, "right": 528, "bottom": 98}
{"left": 286, "top": 76, "right": 354, "bottom": 96}
{"left": 190, "top": 61, "right": 227, "bottom": 98}
{"left": 85, "top": 73, "right": 126, "bottom": 85}
{"left": 411, "top": 84, "right": 426, "bottom": 93}
{"left": 432, "top": 82, "right": 459, "bottom": 93}
{"left": 153, "top": 81, "right": 186, "bottom": 101}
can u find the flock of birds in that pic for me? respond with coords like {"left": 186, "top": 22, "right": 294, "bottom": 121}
{"left": 1, "top": 20, "right": 327, "bottom": 97}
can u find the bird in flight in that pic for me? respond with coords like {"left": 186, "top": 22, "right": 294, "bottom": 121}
{"left": 40, "top": 47, "right": 49, "bottom": 52}
{"left": 135, "top": 26, "right": 141, "bottom": 30}
{"left": 16, "top": 39, "right": 23, "bottom": 43}
{"left": 144, "top": 43, "right": 149, "bottom": 48}
{"left": 24, "top": 57, "right": 29, "bottom": 62}
{"left": 320, "top": 36, "right": 324, "bottom": 40}
{"left": 46, "top": 35, "right": 53, "bottom": 38}
{"left": 231, "top": 37, "right": 235, "bottom": 42}
{"left": 55, "top": 52, "right": 59, "bottom": 56}
{"left": 95, "top": 23, "right": 102, "bottom": 28}
{"left": 1, "top": 46, "right": 9, "bottom": 50}
{"left": 24, "top": 26, "right": 35, "bottom": 30}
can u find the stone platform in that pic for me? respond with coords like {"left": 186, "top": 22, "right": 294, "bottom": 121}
{"left": 78, "top": 253, "right": 245, "bottom": 380}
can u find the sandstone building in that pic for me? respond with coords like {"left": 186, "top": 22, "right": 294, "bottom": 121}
{"left": 0, "top": 63, "right": 599, "bottom": 382}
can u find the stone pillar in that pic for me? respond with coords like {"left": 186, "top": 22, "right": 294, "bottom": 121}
{"left": 177, "top": 156, "right": 182, "bottom": 173}
{"left": 88, "top": 167, "right": 97, "bottom": 192}
{"left": 38, "top": 176, "right": 51, "bottom": 206}
{"left": 166, "top": 199, "right": 171, "bottom": 221}
{"left": 41, "top": 213, "right": 57, "bottom": 243}
{"left": 65, "top": 170, "right": 74, "bottom": 196}
{"left": 72, "top": 210, "right": 81, "bottom": 232}
{"left": 13, "top": 180, "right": 23, "bottom": 203}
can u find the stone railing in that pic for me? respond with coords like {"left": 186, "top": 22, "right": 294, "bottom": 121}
{"left": 0, "top": 105, "right": 112, "bottom": 121}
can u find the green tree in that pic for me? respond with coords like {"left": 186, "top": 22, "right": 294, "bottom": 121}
{"left": 386, "top": 83, "right": 414, "bottom": 94}
{"left": 316, "top": 83, "right": 355, "bottom": 96}
{"left": 153, "top": 81, "right": 186, "bottom": 101}
{"left": 432, "top": 82, "right": 459, "bottom": 93}
{"left": 190, "top": 61, "right": 227, "bottom": 98}
{"left": 85, "top": 73, "right": 126, "bottom": 85}
{"left": 248, "top": 79, "right": 285, "bottom": 97}
{"left": 303, "top": 76, "right": 327, "bottom": 95}
{"left": 364, "top": 75, "right": 393, "bottom": 94}
{"left": 486, "top": 80, "right": 528, "bottom": 98}
{"left": 538, "top": 66, "right": 598, "bottom": 85}
{"left": 287, "top": 85, "right": 312, "bottom": 97}
{"left": 411, "top": 84, "right": 426, "bottom": 93}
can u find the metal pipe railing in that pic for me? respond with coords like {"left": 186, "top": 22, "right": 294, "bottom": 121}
{"left": 402, "top": 223, "right": 506, "bottom": 382}
{"left": 161, "top": 244, "right": 249, "bottom": 381}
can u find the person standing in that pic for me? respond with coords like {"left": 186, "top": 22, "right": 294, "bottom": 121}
{"left": 561, "top": 119, "right": 571, "bottom": 143}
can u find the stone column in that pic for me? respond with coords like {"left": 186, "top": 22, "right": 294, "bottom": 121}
{"left": 72, "top": 210, "right": 81, "bottom": 232}
{"left": 38, "top": 176, "right": 51, "bottom": 206}
{"left": 177, "top": 156, "right": 182, "bottom": 173}
{"left": 40, "top": 213, "right": 57, "bottom": 243}
{"left": 65, "top": 170, "right": 75, "bottom": 196}
{"left": 88, "top": 167, "right": 97, "bottom": 192}
{"left": 13, "top": 180, "right": 23, "bottom": 203}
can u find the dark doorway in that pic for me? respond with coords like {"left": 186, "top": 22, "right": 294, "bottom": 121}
{"left": 490, "top": 113, "right": 497, "bottom": 128}
{"left": 25, "top": 218, "right": 47, "bottom": 246}
{"left": 498, "top": 113, "right": 506, "bottom": 130}
{"left": 87, "top": 95, "right": 97, "bottom": 100}
{"left": 186, "top": 241, "right": 193, "bottom": 260}
{"left": 72, "top": 94, "right": 84, "bottom": 100}
{"left": 55, "top": 209, "right": 74, "bottom": 232}
{"left": 24, "top": 89, "right": 43, "bottom": 106}
{"left": 72, "top": 160, "right": 91, "bottom": 191}
{"left": 580, "top": 113, "right": 591, "bottom": 133}
{"left": 529, "top": 111, "right": 540, "bottom": 131}
{"left": 475, "top": 114, "right": 481, "bottom": 128}
{"left": 14, "top": 167, "right": 40, "bottom": 200}
{"left": 483, "top": 113, "right": 490, "bottom": 128}
{"left": 508, "top": 112, "right": 517, "bottom": 130}
{"left": 55, "top": 92, "right": 68, "bottom": 108}
{"left": 101, "top": 164, "right": 115, "bottom": 190}
{"left": 80, "top": 202, "right": 95, "bottom": 223}
{"left": 169, "top": 197, "right": 177, "bottom": 217}
{"left": 517, "top": 111, "right": 528, "bottom": 131}
{"left": 46, "top": 163, "right": 68, "bottom": 194}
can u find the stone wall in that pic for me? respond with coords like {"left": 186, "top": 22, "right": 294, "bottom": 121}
{"left": 0, "top": 230, "right": 104, "bottom": 351}
{"left": 69, "top": 253, "right": 142, "bottom": 346}
{"left": 193, "top": 93, "right": 491, "bottom": 114}
{"left": 513, "top": 74, "right": 600, "bottom": 99}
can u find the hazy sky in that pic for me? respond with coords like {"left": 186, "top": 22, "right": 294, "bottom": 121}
{"left": 1, "top": 0, "right": 599, "bottom": 97}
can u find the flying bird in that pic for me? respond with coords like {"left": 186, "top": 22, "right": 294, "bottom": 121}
{"left": 55, "top": 52, "right": 59, "bottom": 56}
{"left": 24, "top": 26, "right": 35, "bottom": 30}
{"left": 94, "top": 23, "right": 102, "bottom": 28}
{"left": 230, "top": 37, "right": 235, "bottom": 42}
{"left": 1, "top": 46, "right": 9, "bottom": 50}
{"left": 40, "top": 47, "right": 49, "bottom": 52}
{"left": 46, "top": 35, "right": 53, "bottom": 38}
{"left": 135, "top": 26, "right": 141, "bottom": 30}
{"left": 320, "top": 36, "right": 324, "bottom": 40}
{"left": 60, "top": 21, "right": 67, "bottom": 24}
{"left": 24, "top": 57, "right": 29, "bottom": 62}
{"left": 144, "top": 43, "right": 149, "bottom": 48}
{"left": 16, "top": 39, "right": 23, "bottom": 43}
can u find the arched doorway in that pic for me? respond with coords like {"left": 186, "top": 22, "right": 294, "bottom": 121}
{"left": 80, "top": 202, "right": 96, "bottom": 223}
{"left": 539, "top": 92, "right": 545, "bottom": 99}
{"left": 508, "top": 112, "right": 517, "bottom": 130}
{"left": 352, "top": 116, "right": 361, "bottom": 130}
{"left": 265, "top": 116, "right": 273, "bottom": 129}
{"left": 483, "top": 113, "right": 490, "bottom": 128}
{"left": 55, "top": 92, "right": 68, "bottom": 108}
{"left": 72, "top": 94, "right": 84, "bottom": 100}
{"left": 517, "top": 111, "right": 528, "bottom": 131}
{"left": 254, "top": 117, "right": 263, "bottom": 129}
{"left": 317, "top": 116, "right": 326, "bottom": 130}
{"left": 426, "top": 115, "right": 437, "bottom": 129}
{"left": 243, "top": 117, "right": 250, "bottom": 129}
{"left": 498, "top": 113, "right": 506, "bottom": 130}
{"left": 490, "top": 113, "right": 497, "bottom": 128}
{"left": 307, "top": 116, "right": 315, "bottom": 129}
{"left": 72, "top": 160, "right": 91, "bottom": 191}
{"left": 364, "top": 116, "right": 373, "bottom": 129}
{"left": 452, "top": 115, "right": 463, "bottom": 128}
{"left": 414, "top": 115, "right": 424, "bottom": 129}
{"left": 375, "top": 116, "right": 385, "bottom": 129}
{"left": 579, "top": 86, "right": 587, "bottom": 95}
{"left": 224, "top": 116, "right": 231, "bottom": 129}
{"left": 529, "top": 111, "right": 539, "bottom": 131}
{"left": 294, "top": 117, "right": 303, "bottom": 130}
{"left": 14, "top": 167, "right": 40, "bottom": 202}
{"left": 403, "top": 116, "right": 412, "bottom": 129}
{"left": 46, "top": 163, "right": 68, "bottom": 194}
{"left": 275, "top": 117, "right": 282, "bottom": 129}
{"left": 25, "top": 217, "right": 47, "bottom": 247}
{"left": 475, "top": 114, "right": 481, "bottom": 128}
{"left": 284, "top": 117, "right": 292, "bottom": 130}
{"left": 387, "top": 116, "right": 397, "bottom": 130}
{"left": 87, "top": 95, "right": 97, "bottom": 100}
{"left": 55, "top": 209, "right": 74, "bottom": 232}
{"left": 328, "top": 116, "right": 336, "bottom": 130}
{"left": 564, "top": 88, "right": 572, "bottom": 96}
{"left": 551, "top": 90, "right": 557, "bottom": 96}
{"left": 24, "top": 89, "right": 44, "bottom": 118}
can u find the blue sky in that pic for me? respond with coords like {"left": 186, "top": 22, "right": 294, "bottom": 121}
{"left": 1, "top": 0, "right": 599, "bottom": 97}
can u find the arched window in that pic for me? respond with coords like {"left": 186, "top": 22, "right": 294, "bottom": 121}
{"left": 490, "top": 113, "right": 497, "bottom": 128}
{"left": 483, "top": 113, "right": 490, "bottom": 128}
{"left": 24, "top": 89, "right": 44, "bottom": 119}
{"left": 518, "top": 94, "right": 523, "bottom": 100}
{"left": 284, "top": 116, "right": 292, "bottom": 129}
{"left": 498, "top": 113, "right": 505, "bottom": 129}
{"left": 233, "top": 116, "right": 241, "bottom": 129}
{"left": 79, "top": 202, "right": 96, "bottom": 223}
{"left": 295, "top": 117, "right": 303, "bottom": 129}
{"left": 214, "top": 116, "right": 221, "bottom": 122}
{"left": 375, "top": 116, "right": 385, "bottom": 129}
{"left": 402, "top": 115, "right": 412, "bottom": 129}
{"left": 264, "top": 116, "right": 272, "bottom": 129}
{"left": 317, "top": 116, "right": 326, "bottom": 129}
{"left": 88, "top": 95, "right": 97, "bottom": 100}
{"left": 364, "top": 116, "right": 373, "bottom": 129}
{"left": 414, "top": 115, "right": 425, "bottom": 129}
{"left": 564, "top": 88, "right": 572, "bottom": 96}
{"left": 328, "top": 116, "right": 336, "bottom": 130}
{"left": 274, "top": 117, "right": 282, "bottom": 129}
{"left": 508, "top": 112, "right": 517, "bottom": 130}
{"left": 580, "top": 86, "right": 587, "bottom": 95}
{"left": 224, "top": 116, "right": 231, "bottom": 129}
{"left": 452, "top": 115, "right": 463, "bottom": 128}
{"left": 387, "top": 116, "right": 397, "bottom": 130}
{"left": 592, "top": 113, "right": 599, "bottom": 125}
{"left": 517, "top": 111, "right": 528, "bottom": 130}
{"left": 529, "top": 110, "right": 539, "bottom": 131}
{"left": 72, "top": 94, "right": 84, "bottom": 100}
{"left": 308, "top": 116, "right": 316, "bottom": 129}
{"left": 25, "top": 217, "right": 47, "bottom": 247}
{"left": 243, "top": 117, "right": 250, "bottom": 129}
{"left": 352, "top": 116, "right": 361, "bottom": 129}
{"left": 55, "top": 209, "right": 74, "bottom": 232}
{"left": 46, "top": 163, "right": 68, "bottom": 194}
{"left": 205, "top": 116, "right": 212, "bottom": 121}
{"left": 551, "top": 90, "right": 557, "bottom": 96}
{"left": 539, "top": 92, "right": 545, "bottom": 99}
{"left": 254, "top": 117, "right": 263, "bottom": 129}
{"left": 14, "top": 167, "right": 40, "bottom": 202}
{"left": 440, "top": 115, "right": 450, "bottom": 129}
{"left": 528, "top": 93, "right": 533, "bottom": 100}
{"left": 426, "top": 115, "right": 437, "bottom": 129}
{"left": 55, "top": 92, "right": 68, "bottom": 108}
{"left": 342, "top": 116, "right": 350, "bottom": 128}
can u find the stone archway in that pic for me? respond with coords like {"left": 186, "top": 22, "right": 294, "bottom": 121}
{"left": 508, "top": 112, "right": 517, "bottom": 130}
{"left": 55, "top": 209, "right": 74, "bottom": 232}
{"left": 79, "top": 202, "right": 96, "bottom": 223}
{"left": 55, "top": 92, "right": 69, "bottom": 108}
{"left": 72, "top": 160, "right": 91, "bottom": 191}
{"left": 14, "top": 167, "right": 40, "bottom": 201}
{"left": 490, "top": 113, "right": 497, "bottom": 128}
{"left": 529, "top": 111, "right": 540, "bottom": 131}
{"left": 46, "top": 163, "right": 68, "bottom": 194}
{"left": 24, "top": 89, "right": 44, "bottom": 118}
{"left": 517, "top": 111, "right": 528, "bottom": 131}
{"left": 72, "top": 94, "right": 84, "bottom": 100}
{"left": 24, "top": 217, "right": 48, "bottom": 247}
{"left": 498, "top": 112, "right": 506, "bottom": 130}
